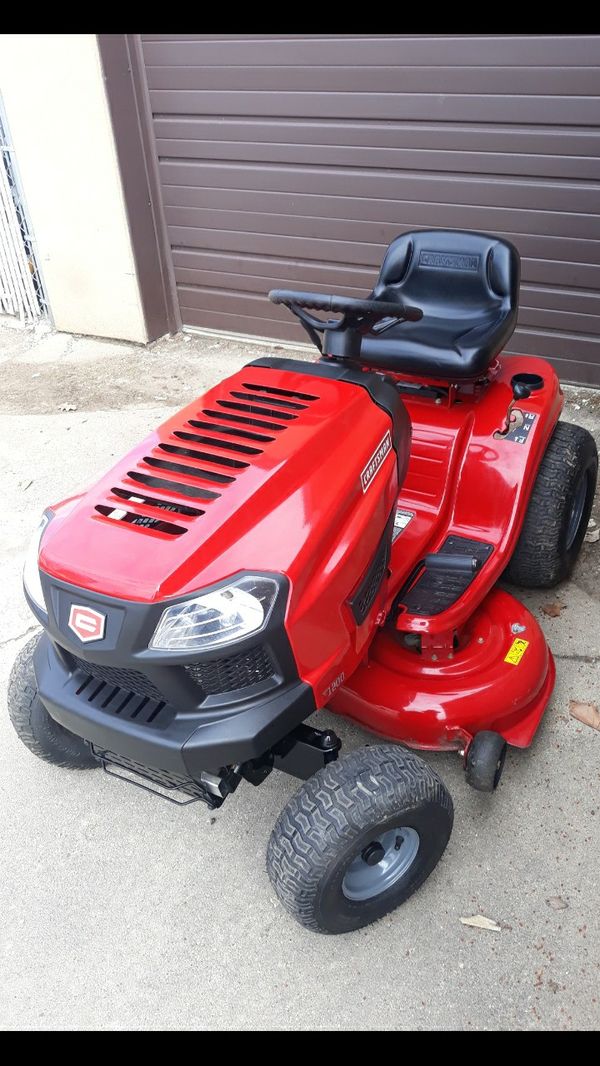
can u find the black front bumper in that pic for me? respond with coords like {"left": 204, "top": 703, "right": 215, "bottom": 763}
{"left": 32, "top": 572, "right": 316, "bottom": 782}
{"left": 35, "top": 634, "right": 314, "bottom": 778}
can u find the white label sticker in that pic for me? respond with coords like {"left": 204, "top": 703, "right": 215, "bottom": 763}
{"left": 392, "top": 508, "right": 415, "bottom": 542}
{"left": 323, "top": 672, "right": 345, "bottom": 700}
{"left": 361, "top": 431, "right": 392, "bottom": 493}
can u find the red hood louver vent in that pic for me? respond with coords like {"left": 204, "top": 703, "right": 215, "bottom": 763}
{"left": 41, "top": 363, "right": 399, "bottom": 603}
{"left": 93, "top": 379, "right": 319, "bottom": 538}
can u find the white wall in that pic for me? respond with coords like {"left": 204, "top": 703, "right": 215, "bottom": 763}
{"left": 0, "top": 34, "right": 148, "bottom": 342}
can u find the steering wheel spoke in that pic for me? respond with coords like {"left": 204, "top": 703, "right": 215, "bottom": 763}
{"left": 288, "top": 303, "right": 340, "bottom": 332}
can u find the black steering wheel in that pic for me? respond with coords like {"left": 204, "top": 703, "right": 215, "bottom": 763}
{"left": 269, "top": 289, "right": 423, "bottom": 354}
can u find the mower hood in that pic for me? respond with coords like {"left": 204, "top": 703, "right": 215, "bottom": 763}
{"left": 38, "top": 363, "right": 401, "bottom": 605}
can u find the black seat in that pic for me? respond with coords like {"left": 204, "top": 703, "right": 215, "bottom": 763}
{"left": 361, "top": 230, "right": 520, "bottom": 381}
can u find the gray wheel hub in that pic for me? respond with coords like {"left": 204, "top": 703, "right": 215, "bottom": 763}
{"left": 342, "top": 826, "right": 420, "bottom": 901}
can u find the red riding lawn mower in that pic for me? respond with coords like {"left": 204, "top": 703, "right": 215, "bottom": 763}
{"left": 9, "top": 230, "right": 598, "bottom": 934}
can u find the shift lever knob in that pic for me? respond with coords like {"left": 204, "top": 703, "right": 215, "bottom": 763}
{"left": 512, "top": 381, "right": 532, "bottom": 402}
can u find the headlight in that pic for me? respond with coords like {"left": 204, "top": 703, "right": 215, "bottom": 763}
{"left": 23, "top": 512, "right": 52, "bottom": 612}
{"left": 150, "top": 575, "right": 280, "bottom": 652}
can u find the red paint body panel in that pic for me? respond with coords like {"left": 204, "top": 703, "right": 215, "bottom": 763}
{"left": 39, "top": 351, "right": 560, "bottom": 751}
{"left": 330, "top": 587, "right": 555, "bottom": 750}
{"left": 326, "top": 353, "right": 561, "bottom": 749}
{"left": 40, "top": 365, "right": 399, "bottom": 708}
{"left": 380, "top": 354, "right": 562, "bottom": 633}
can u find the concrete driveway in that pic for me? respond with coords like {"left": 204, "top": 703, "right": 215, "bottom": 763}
{"left": 1, "top": 323, "right": 599, "bottom": 1031}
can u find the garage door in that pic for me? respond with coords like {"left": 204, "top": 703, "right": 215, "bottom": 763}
{"left": 141, "top": 34, "right": 600, "bottom": 385}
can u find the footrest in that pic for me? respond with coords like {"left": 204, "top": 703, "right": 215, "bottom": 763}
{"left": 399, "top": 535, "right": 493, "bottom": 616}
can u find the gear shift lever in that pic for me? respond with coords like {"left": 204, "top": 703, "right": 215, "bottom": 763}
{"left": 512, "top": 381, "right": 532, "bottom": 402}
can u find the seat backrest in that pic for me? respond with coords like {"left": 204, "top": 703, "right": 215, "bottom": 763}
{"left": 364, "top": 229, "right": 520, "bottom": 380}
{"left": 373, "top": 229, "right": 519, "bottom": 316}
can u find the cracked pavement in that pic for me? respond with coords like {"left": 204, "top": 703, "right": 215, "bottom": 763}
{"left": 0, "top": 321, "right": 599, "bottom": 1031}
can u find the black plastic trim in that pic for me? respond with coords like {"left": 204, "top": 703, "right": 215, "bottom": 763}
{"left": 272, "top": 724, "right": 341, "bottom": 780}
{"left": 34, "top": 632, "right": 316, "bottom": 777}
{"left": 30, "top": 568, "right": 319, "bottom": 774}
{"left": 35, "top": 570, "right": 295, "bottom": 697}
{"left": 348, "top": 508, "right": 395, "bottom": 624}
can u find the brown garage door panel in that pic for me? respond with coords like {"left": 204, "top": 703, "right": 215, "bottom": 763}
{"left": 151, "top": 90, "right": 600, "bottom": 127}
{"left": 173, "top": 268, "right": 368, "bottom": 301}
{"left": 168, "top": 227, "right": 383, "bottom": 269}
{"left": 147, "top": 66, "right": 600, "bottom": 96}
{"left": 509, "top": 331, "right": 600, "bottom": 386}
{"left": 170, "top": 230, "right": 600, "bottom": 293}
{"left": 157, "top": 139, "right": 600, "bottom": 183}
{"left": 522, "top": 287, "right": 600, "bottom": 317}
{"left": 173, "top": 262, "right": 600, "bottom": 321}
{"left": 153, "top": 117, "right": 600, "bottom": 162}
{"left": 158, "top": 162, "right": 600, "bottom": 216}
{"left": 172, "top": 251, "right": 600, "bottom": 317}
{"left": 142, "top": 35, "right": 600, "bottom": 67}
{"left": 142, "top": 33, "right": 600, "bottom": 385}
{"left": 170, "top": 251, "right": 375, "bottom": 294}
{"left": 162, "top": 186, "right": 600, "bottom": 242}
{"left": 165, "top": 208, "right": 600, "bottom": 267}
{"left": 178, "top": 307, "right": 302, "bottom": 344}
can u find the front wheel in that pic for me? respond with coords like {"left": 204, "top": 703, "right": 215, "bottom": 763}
{"left": 8, "top": 634, "right": 97, "bottom": 769}
{"left": 267, "top": 744, "right": 453, "bottom": 934}
{"left": 506, "top": 421, "right": 597, "bottom": 588}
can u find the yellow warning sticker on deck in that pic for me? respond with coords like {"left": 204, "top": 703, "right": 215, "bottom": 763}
{"left": 504, "top": 638, "right": 529, "bottom": 665}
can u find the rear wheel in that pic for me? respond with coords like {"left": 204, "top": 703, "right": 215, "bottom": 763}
{"left": 7, "top": 634, "right": 97, "bottom": 769}
{"left": 267, "top": 744, "right": 453, "bottom": 934}
{"left": 506, "top": 421, "right": 597, "bottom": 588}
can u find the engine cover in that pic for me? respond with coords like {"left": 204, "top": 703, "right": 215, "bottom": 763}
{"left": 39, "top": 359, "right": 409, "bottom": 705}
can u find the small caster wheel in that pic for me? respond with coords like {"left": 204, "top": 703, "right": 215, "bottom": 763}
{"left": 465, "top": 731, "right": 507, "bottom": 793}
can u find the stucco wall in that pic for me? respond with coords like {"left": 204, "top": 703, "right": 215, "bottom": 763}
{"left": 0, "top": 34, "right": 147, "bottom": 342}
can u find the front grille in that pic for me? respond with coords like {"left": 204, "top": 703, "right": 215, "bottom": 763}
{"left": 70, "top": 655, "right": 164, "bottom": 702}
{"left": 185, "top": 645, "right": 276, "bottom": 695}
{"left": 68, "top": 660, "right": 172, "bottom": 729}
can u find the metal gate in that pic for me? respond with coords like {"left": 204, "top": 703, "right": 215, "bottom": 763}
{"left": 0, "top": 104, "right": 46, "bottom": 325}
